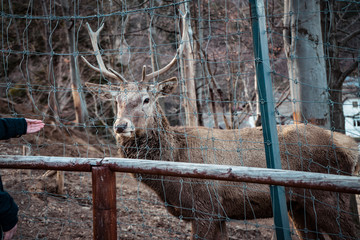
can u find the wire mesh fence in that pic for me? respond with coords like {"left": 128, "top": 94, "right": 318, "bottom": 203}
{"left": 0, "top": 0, "right": 359, "bottom": 239}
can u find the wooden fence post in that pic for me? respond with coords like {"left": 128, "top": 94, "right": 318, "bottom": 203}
{"left": 92, "top": 166, "right": 117, "bottom": 240}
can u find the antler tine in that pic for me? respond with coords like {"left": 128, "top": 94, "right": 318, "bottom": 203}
{"left": 109, "top": 68, "right": 127, "bottom": 82}
{"left": 141, "top": 52, "right": 180, "bottom": 83}
{"left": 141, "top": 10, "right": 188, "bottom": 83}
{"left": 82, "top": 22, "right": 127, "bottom": 83}
{"left": 142, "top": 65, "right": 147, "bottom": 81}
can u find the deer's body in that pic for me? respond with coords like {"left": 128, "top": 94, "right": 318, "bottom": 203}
{"left": 83, "top": 23, "right": 359, "bottom": 239}
{"left": 120, "top": 108, "right": 358, "bottom": 239}
{"left": 87, "top": 82, "right": 358, "bottom": 240}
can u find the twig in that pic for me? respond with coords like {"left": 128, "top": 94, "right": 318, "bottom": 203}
{"left": 0, "top": 97, "right": 17, "bottom": 106}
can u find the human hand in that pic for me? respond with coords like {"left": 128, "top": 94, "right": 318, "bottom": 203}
{"left": 25, "top": 118, "right": 45, "bottom": 134}
{"left": 3, "top": 223, "right": 17, "bottom": 240}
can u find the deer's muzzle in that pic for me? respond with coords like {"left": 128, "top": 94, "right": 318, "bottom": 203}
{"left": 115, "top": 123, "right": 128, "bottom": 133}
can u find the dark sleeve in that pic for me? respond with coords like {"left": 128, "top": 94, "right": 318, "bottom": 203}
{"left": 0, "top": 118, "right": 27, "bottom": 140}
{"left": 0, "top": 191, "right": 18, "bottom": 232}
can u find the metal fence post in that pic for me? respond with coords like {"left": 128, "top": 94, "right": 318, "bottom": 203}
{"left": 249, "top": 0, "right": 292, "bottom": 239}
{"left": 92, "top": 166, "right": 117, "bottom": 240}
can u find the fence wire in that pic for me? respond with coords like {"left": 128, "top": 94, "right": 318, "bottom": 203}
{"left": 0, "top": 0, "right": 359, "bottom": 239}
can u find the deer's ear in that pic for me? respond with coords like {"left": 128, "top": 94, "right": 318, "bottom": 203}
{"left": 85, "top": 82, "right": 120, "bottom": 100}
{"left": 156, "top": 77, "right": 178, "bottom": 98}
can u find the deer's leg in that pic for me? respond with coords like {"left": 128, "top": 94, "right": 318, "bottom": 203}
{"left": 290, "top": 192, "right": 359, "bottom": 240}
{"left": 289, "top": 201, "right": 326, "bottom": 240}
{"left": 190, "top": 219, "right": 228, "bottom": 240}
{"left": 290, "top": 212, "right": 326, "bottom": 240}
{"left": 305, "top": 194, "right": 359, "bottom": 240}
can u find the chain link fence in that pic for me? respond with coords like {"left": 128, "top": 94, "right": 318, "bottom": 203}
{"left": 0, "top": 0, "right": 359, "bottom": 239}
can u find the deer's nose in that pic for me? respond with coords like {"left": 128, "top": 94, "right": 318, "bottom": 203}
{"left": 115, "top": 123, "right": 128, "bottom": 133}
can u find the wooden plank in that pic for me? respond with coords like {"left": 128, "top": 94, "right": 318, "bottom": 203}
{"left": 0, "top": 155, "right": 359, "bottom": 193}
{"left": 0, "top": 155, "right": 98, "bottom": 171}
{"left": 103, "top": 158, "right": 360, "bottom": 194}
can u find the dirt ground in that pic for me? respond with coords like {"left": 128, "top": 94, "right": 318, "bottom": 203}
{"left": 0, "top": 125, "right": 359, "bottom": 239}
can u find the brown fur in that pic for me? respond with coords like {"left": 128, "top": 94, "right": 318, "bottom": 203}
{"left": 87, "top": 81, "right": 359, "bottom": 240}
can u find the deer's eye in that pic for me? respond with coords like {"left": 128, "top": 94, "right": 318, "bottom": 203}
{"left": 143, "top": 98, "right": 150, "bottom": 104}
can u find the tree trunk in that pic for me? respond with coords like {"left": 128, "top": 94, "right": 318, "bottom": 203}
{"left": 283, "top": 0, "right": 329, "bottom": 128}
{"left": 194, "top": 1, "right": 204, "bottom": 127}
{"left": 321, "top": 1, "right": 359, "bottom": 133}
{"left": 329, "top": 81, "right": 345, "bottom": 132}
{"left": 61, "top": 0, "right": 88, "bottom": 124}
{"left": 179, "top": 2, "right": 198, "bottom": 127}
{"left": 254, "top": 75, "right": 262, "bottom": 127}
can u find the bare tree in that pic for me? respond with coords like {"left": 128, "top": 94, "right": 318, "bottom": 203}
{"left": 179, "top": 2, "right": 198, "bottom": 127}
{"left": 283, "top": 0, "right": 330, "bottom": 127}
{"left": 321, "top": 1, "right": 360, "bottom": 132}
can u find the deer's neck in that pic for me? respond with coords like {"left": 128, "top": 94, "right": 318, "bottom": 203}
{"left": 118, "top": 107, "right": 176, "bottom": 161}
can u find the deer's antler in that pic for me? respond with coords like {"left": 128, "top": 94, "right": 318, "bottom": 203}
{"left": 83, "top": 11, "right": 187, "bottom": 84}
{"left": 141, "top": 10, "right": 188, "bottom": 83}
{"left": 81, "top": 22, "right": 127, "bottom": 83}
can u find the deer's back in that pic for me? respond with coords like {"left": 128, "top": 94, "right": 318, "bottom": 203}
{"left": 174, "top": 124, "right": 357, "bottom": 175}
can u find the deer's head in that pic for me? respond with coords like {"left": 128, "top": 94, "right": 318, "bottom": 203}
{"left": 83, "top": 23, "right": 183, "bottom": 137}
{"left": 86, "top": 79, "right": 177, "bottom": 137}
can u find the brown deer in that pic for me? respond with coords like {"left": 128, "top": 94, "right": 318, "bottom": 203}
{"left": 82, "top": 23, "right": 359, "bottom": 240}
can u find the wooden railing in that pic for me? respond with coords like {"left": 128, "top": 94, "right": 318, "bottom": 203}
{"left": 0, "top": 155, "right": 359, "bottom": 239}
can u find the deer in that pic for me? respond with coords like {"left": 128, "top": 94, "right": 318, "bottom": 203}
{"left": 82, "top": 23, "right": 359, "bottom": 240}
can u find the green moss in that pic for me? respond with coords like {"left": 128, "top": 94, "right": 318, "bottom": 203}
{"left": 8, "top": 84, "right": 27, "bottom": 97}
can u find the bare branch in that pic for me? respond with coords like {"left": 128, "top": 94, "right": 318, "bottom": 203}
{"left": 338, "top": 59, "right": 359, "bottom": 86}
{"left": 340, "top": 29, "right": 360, "bottom": 46}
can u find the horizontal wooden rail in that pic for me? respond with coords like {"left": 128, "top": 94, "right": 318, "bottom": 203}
{"left": 0, "top": 155, "right": 359, "bottom": 194}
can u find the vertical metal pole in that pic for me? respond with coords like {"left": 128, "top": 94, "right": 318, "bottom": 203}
{"left": 92, "top": 166, "right": 117, "bottom": 240}
{"left": 249, "top": 0, "right": 291, "bottom": 239}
